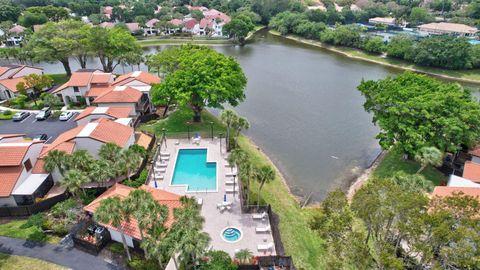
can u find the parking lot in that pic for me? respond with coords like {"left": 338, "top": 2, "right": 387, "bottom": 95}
{"left": 0, "top": 112, "right": 78, "bottom": 142}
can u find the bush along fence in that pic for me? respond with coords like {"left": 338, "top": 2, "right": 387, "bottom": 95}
{"left": 0, "top": 191, "right": 68, "bottom": 217}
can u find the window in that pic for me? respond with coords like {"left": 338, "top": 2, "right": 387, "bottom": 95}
{"left": 24, "top": 159, "right": 32, "bottom": 172}
{"left": 73, "top": 86, "right": 79, "bottom": 93}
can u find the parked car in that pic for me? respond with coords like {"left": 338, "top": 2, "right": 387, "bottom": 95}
{"left": 12, "top": 111, "right": 30, "bottom": 121}
{"left": 59, "top": 111, "right": 74, "bottom": 121}
{"left": 36, "top": 107, "right": 51, "bottom": 120}
{"left": 32, "top": 134, "right": 48, "bottom": 141}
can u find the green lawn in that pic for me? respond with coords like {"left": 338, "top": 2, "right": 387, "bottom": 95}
{"left": 371, "top": 147, "right": 447, "bottom": 186}
{"left": 0, "top": 220, "right": 61, "bottom": 244}
{"left": 137, "top": 106, "right": 226, "bottom": 138}
{"left": 0, "top": 113, "right": 13, "bottom": 120}
{"left": 238, "top": 136, "right": 325, "bottom": 269}
{"left": 138, "top": 39, "right": 231, "bottom": 46}
{"left": 48, "top": 74, "right": 69, "bottom": 85}
{"left": 0, "top": 253, "right": 66, "bottom": 270}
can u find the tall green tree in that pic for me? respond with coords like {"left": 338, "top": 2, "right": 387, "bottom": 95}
{"left": 95, "top": 197, "right": 132, "bottom": 261}
{"left": 0, "top": 5, "right": 22, "bottom": 22}
{"left": 87, "top": 26, "right": 143, "bottom": 72}
{"left": 150, "top": 44, "right": 247, "bottom": 122}
{"left": 119, "top": 148, "right": 142, "bottom": 181}
{"left": 220, "top": 109, "right": 238, "bottom": 152}
{"left": 24, "top": 20, "right": 87, "bottom": 76}
{"left": 99, "top": 142, "right": 122, "bottom": 163}
{"left": 16, "top": 73, "right": 53, "bottom": 106}
{"left": 357, "top": 72, "right": 480, "bottom": 156}
{"left": 223, "top": 14, "right": 255, "bottom": 45}
{"left": 254, "top": 165, "right": 275, "bottom": 207}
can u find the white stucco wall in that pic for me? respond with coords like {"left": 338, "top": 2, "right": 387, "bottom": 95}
{"left": 0, "top": 196, "right": 17, "bottom": 207}
{"left": 58, "top": 86, "right": 89, "bottom": 104}
{"left": 73, "top": 138, "right": 104, "bottom": 159}
{"left": 12, "top": 143, "right": 44, "bottom": 192}
{"left": 108, "top": 228, "right": 134, "bottom": 247}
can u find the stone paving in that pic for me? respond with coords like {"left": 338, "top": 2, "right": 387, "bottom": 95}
{"left": 147, "top": 138, "right": 276, "bottom": 257}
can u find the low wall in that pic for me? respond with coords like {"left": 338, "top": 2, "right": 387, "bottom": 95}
{"left": 0, "top": 192, "right": 68, "bottom": 217}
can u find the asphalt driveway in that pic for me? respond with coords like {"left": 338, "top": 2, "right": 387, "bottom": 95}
{"left": 0, "top": 113, "right": 78, "bottom": 142}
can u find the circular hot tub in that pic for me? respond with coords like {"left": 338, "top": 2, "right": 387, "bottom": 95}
{"left": 221, "top": 227, "right": 242, "bottom": 243}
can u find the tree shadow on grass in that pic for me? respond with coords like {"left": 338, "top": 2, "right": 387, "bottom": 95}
{"left": 0, "top": 244, "right": 14, "bottom": 269}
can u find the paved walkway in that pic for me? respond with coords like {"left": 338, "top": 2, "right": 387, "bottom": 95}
{"left": 0, "top": 236, "right": 123, "bottom": 270}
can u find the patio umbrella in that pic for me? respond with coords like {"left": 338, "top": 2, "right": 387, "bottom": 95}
{"left": 224, "top": 193, "right": 227, "bottom": 202}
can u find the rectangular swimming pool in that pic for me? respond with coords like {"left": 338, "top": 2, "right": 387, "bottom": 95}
{"left": 171, "top": 149, "right": 217, "bottom": 191}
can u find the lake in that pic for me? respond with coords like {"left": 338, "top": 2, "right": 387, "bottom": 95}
{"left": 13, "top": 30, "right": 480, "bottom": 202}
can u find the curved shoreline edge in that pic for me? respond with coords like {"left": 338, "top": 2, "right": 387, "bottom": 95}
{"left": 268, "top": 30, "right": 480, "bottom": 85}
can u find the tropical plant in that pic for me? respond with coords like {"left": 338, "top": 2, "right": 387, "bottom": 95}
{"left": 235, "top": 249, "right": 253, "bottom": 264}
{"left": 232, "top": 116, "right": 249, "bottom": 146}
{"left": 388, "top": 172, "right": 434, "bottom": 193}
{"left": 220, "top": 109, "right": 238, "bottom": 152}
{"left": 414, "top": 146, "right": 443, "bottom": 174}
{"left": 67, "top": 150, "right": 95, "bottom": 172}
{"left": 120, "top": 148, "right": 142, "bottom": 181}
{"left": 95, "top": 197, "right": 132, "bottom": 261}
{"left": 88, "top": 159, "right": 115, "bottom": 187}
{"left": 99, "top": 142, "right": 122, "bottom": 162}
{"left": 61, "top": 169, "right": 89, "bottom": 197}
{"left": 254, "top": 165, "right": 275, "bottom": 207}
{"left": 16, "top": 74, "right": 53, "bottom": 106}
{"left": 43, "top": 150, "right": 68, "bottom": 176}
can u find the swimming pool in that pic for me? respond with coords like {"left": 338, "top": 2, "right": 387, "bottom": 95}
{"left": 221, "top": 227, "right": 242, "bottom": 243}
{"left": 171, "top": 149, "right": 217, "bottom": 191}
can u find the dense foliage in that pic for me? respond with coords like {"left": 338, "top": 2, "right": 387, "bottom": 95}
{"left": 358, "top": 72, "right": 480, "bottom": 156}
{"left": 150, "top": 44, "right": 247, "bottom": 122}
{"left": 311, "top": 178, "right": 480, "bottom": 269}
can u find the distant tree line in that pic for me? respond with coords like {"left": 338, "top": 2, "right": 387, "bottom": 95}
{"left": 270, "top": 12, "right": 480, "bottom": 70}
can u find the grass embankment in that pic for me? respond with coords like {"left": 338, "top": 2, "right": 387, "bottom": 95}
{"left": 370, "top": 147, "right": 446, "bottom": 185}
{"left": 0, "top": 253, "right": 66, "bottom": 270}
{"left": 0, "top": 112, "right": 13, "bottom": 120}
{"left": 48, "top": 74, "right": 69, "bottom": 85}
{"left": 0, "top": 220, "right": 61, "bottom": 244}
{"left": 269, "top": 30, "right": 480, "bottom": 84}
{"left": 137, "top": 107, "right": 325, "bottom": 269}
{"left": 138, "top": 106, "right": 226, "bottom": 137}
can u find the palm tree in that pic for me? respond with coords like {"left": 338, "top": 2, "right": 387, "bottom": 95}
{"left": 254, "top": 165, "right": 275, "bottom": 207}
{"left": 89, "top": 159, "right": 115, "bottom": 187}
{"left": 414, "top": 146, "right": 443, "bottom": 174}
{"left": 68, "top": 150, "right": 94, "bottom": 172}
{"left": 43, "top": 150, "right": 68, "bottom": 176}
{"left": 239, "top": 157, "right": 254, "bottom": 204}
{"left": 220, "top": 109, "right": 238, "bottom": 152}
{"left": 61, "top": 169, "right": 89, "bottom": 197}
{"left": 95, "top": 197, "right": 133, "bottom": 261}
{"left": 120, "top": 149, "right": 142, "bottom": 181}
{"left": 232, "top": 116, "right": 249, "bottom": 146}
{"left": 235, "top": 249, "right": 253, "bottom": 264}
{"left": 227, "top": 149, "right": 247, "bottom": 171}
{"left": 99, "top": 142, "right": 122, "bottom": 162}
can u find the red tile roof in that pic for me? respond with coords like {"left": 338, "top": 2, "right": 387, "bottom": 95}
{"left": 9, "top": 25, "right": 26, "bottom": 34}
{"left": 469, "top": 146, "right": 480, "bottom": 157}
{"left": 169, "top": 19, "right": 184, "bottom": 26}
{"left": 462, "top": 161, "right": 480, "bottom": 183}
{"left": 145, "top": 19, "right": 160, "bottom": 28}
{"left": 113, "top": 72, "right": 161, "bottom": 86}
{"left": 0, "top": 145, "right": 30, "bottom": 166}
{"left": 432, "top": 186, "right": 480, "bottom": 201}
{"left": 0, "top": 166, "right": 23, "bottom": 197}
{"left": 47, "top": 119, "right": 133, "bottom": 150}
{"left": 184, "top": 19, "right": 198, "bottom": 29}
{"left": 0, "top": 134, "right": 25, "bottom": 140}
{"left": 84, "top": 184, "right": 182, "bottom": 239}
{"left": 93, "top": 86, "right": 142, "bottom": 104}
{"left": 75, "top": 106, "right": 133, "bottom": 121}
{"left": 91, "top": 73, "right": 113, "bottom": 84}
{"left": 85, "top": 86, "right": 113, "bottom": 97}
{"left": 0, "top": 77, "right": 26, "bottom": 92}
{"left": 126, "top": 23, "right": 140, "bottom": 32}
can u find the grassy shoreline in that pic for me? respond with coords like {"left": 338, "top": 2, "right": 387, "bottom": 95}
{"left": 137, "top": 37, "right": 232, "bottom": 46}
{"left": 268, "top": 30, "right": 480, "bottom": 85}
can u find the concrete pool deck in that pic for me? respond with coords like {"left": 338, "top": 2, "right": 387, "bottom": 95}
{"left": 147, "top": 138, "right": 276, "bottom": 257}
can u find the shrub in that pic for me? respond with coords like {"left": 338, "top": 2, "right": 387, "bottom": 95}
{"left": 108, "top": 243, "right": 125, "bottom": 254}
{"left": 362, "top": 36, "right": 385, "bottom": 54}
{"left": 199, "top": 250, "right": 236, "bottom": 270}
{"left": 80, "top": 189, "right": 97, "bottom": 205}
{"left": 3, "top": 110, "right": 12, "bottom": 115}
{"left": 123, "top": 169, "right": 147, "bottom": 188}
{"left": 21, "top": 213, "right": 46, "bottom": 229}
{"left": 127, "top": 255, "right": 158, "bottom": 270}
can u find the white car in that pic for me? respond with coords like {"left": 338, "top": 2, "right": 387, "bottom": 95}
{"left": 59, "top": 111, "right": 74, "bottom": 121}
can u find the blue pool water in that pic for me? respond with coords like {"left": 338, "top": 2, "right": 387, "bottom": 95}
{"left": 222, "top": 227, "right": 242, "bottom": 242}
{"left": 171, "top": 149, "right": 217, "bottom": 191}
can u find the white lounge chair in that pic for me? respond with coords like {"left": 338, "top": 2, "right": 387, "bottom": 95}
{"left": 160, "top": 152, "right": 170, "bottom": 156}
{"left": 225, "top": 171, "right": 237, "bottom": 177}
{"left": 197, "top": 198, "right": 203, "bottom": 206}
{"left": 156, "top": 162, "right": 168, "bottom": 168}
{"left": 154, "top": 167, "right": 166, "bottom": 173}
{"left": 216, "top": 203, "right": 223, "bottom": 209}
{"left": 226, "top": 205, "right": 232, "bottom": 211}
{"left": 160, "top": 156, "right": 170, "bottom": 161}
{"left": 154, "top": 174, "right": 164, "bottom": 180}
{"left": 257, "top": 242, "right": 274, "bottom": 251}
{"left": 225, "top": 187, "right": 239, "bottom": 193}
{"left": 225, "top": 179, "right": 236, "bottom": 185}
{"left": 252, "top": 212, "right": 267, "bottom": 220}
{"left": 256, "top": 225, "right": 271, "bottom": 233}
